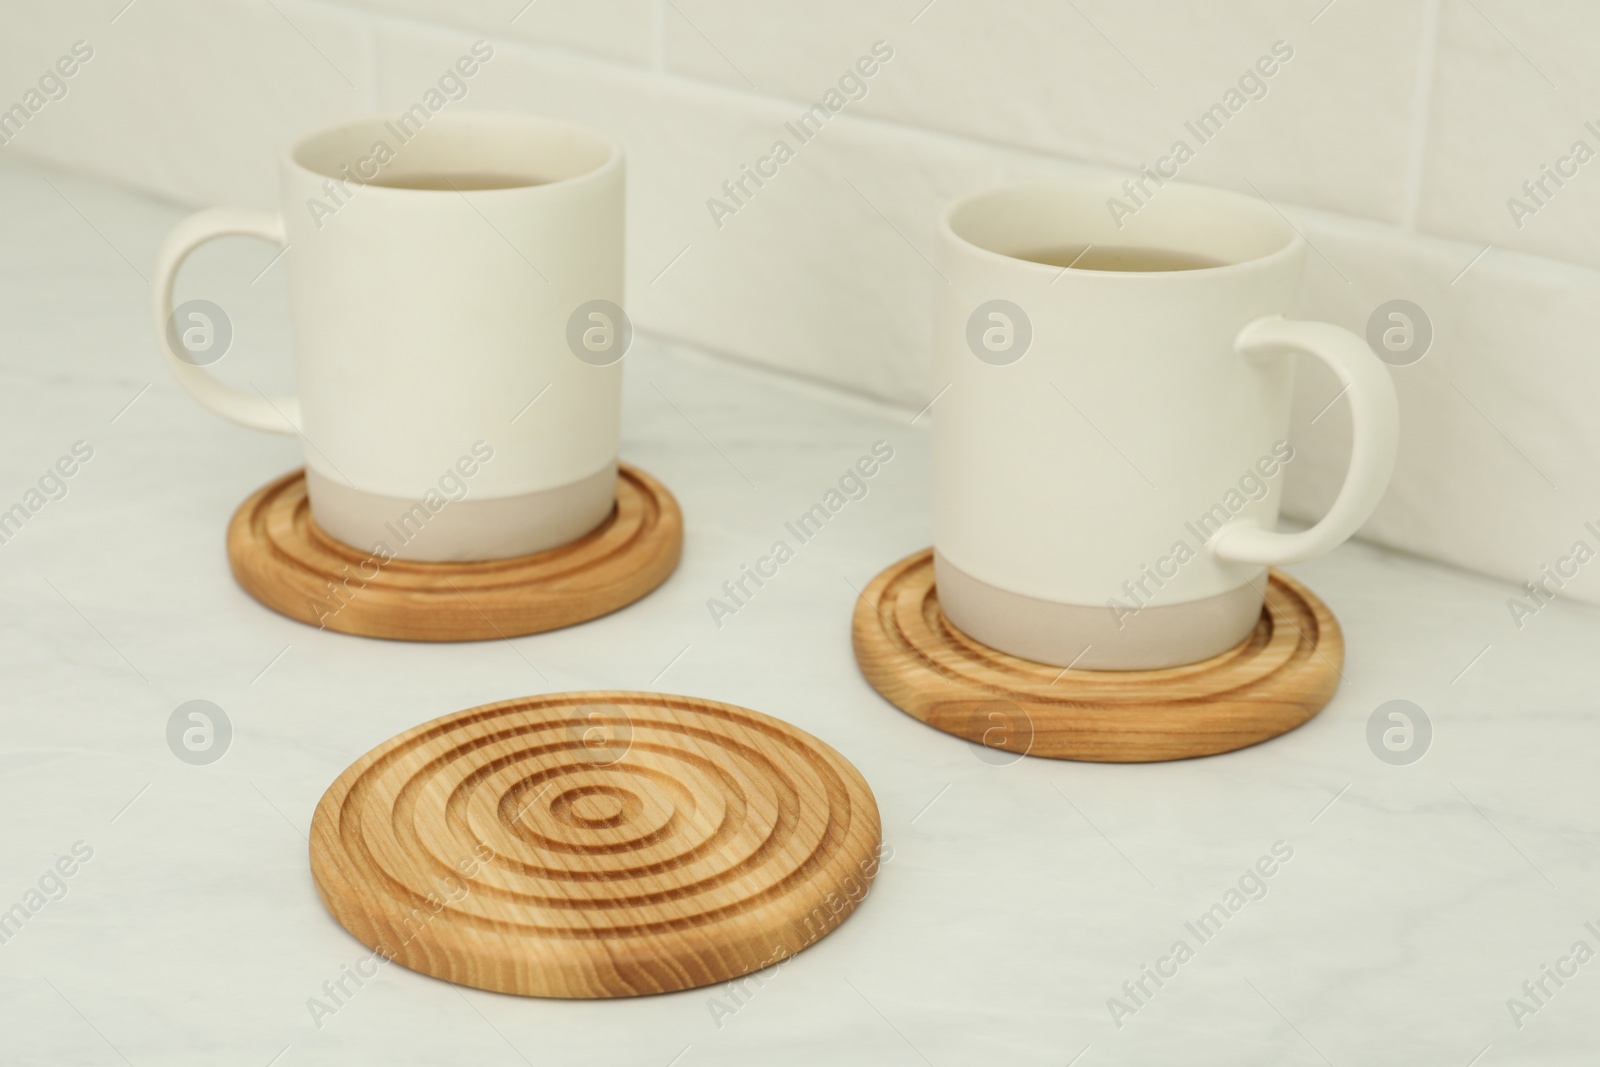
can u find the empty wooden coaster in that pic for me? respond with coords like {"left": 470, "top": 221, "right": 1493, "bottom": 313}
{"left": 310, "top": 691, "right": 883, "bottom": 998}
{"left": 852, "top": 549, "right": 1342, "bottom": 763}
{"left": 227, "top": 465, "right": 681, "bottom": 641}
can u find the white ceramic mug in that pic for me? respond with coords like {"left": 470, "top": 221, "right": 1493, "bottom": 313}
{"left": 151, "top": 112, "right": 626, "bottom": 561}
{"left": 933, "top": 177, "right": 1398, "bottom": 669}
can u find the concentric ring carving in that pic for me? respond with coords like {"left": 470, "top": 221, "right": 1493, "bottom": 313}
{"left": 852, "top": 549, "right": 1342, "bottom": 762}
{"left": 311, "top": 692, "right": 882, "bottom": 997}
{"left": 226, "top": 465, "right": 681, "bottom": 641}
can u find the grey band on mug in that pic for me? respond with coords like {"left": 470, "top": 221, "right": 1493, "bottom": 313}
{"left": 305, "top": 463, "right": 618, "bottom": 563}
{"left": 934, "top": 551, "right": 1264, "bottom": 670}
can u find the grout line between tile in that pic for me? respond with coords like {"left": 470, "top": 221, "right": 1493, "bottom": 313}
{"left": 301, "top": 0, "right": 1477, "bottom": 271}
{"left": 648, "top": 332, "right": 925, "bottom": 427}
{"left": 299, "top": 0, "right": 1135, "bottom": 180}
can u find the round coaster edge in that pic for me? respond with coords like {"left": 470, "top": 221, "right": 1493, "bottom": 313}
{"left": 852, "top": 548, "right": 1343, "bottom": 763}
{"left": 309, "top": 690, "right": 882, "bottom": 998}
{"left": 227, "top": 465, "right": 682, "bottom": 641}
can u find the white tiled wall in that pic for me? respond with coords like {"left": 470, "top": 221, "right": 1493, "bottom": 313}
{"left": 1420, "top": 0, "right": 1600, "bottom": 268}
{"left": 4, "top": 0, "right": 1598, "bottom": 604}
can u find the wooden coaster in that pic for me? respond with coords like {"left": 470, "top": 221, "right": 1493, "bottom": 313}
{"left": 227, "top": 465, "right": 681, "bottom": 641}
{"left": 310, "top": 691, "right": 882, "bottom": 998}
{"left": 852, "top": 549, "right": 1342, "bottom": 763}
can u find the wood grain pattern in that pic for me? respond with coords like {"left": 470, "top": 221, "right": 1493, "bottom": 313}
{"left": 310, "top": 692, "right": 883, "bottom": 998}
{"left": 852, "top": 549, "right": 1343, "bottom": 763}
{"left": 227, "top": 465, "right": 681, "bottom": 641}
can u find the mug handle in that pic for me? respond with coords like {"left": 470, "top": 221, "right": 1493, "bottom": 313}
{"left": 151, "top": 207, "right": 299, "bottom": 434}
{"left": 1208, "top": 315, "right": 1399, "bottom": 566}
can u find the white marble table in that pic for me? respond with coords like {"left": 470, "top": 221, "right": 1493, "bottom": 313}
{"left": 2, "top": 158, "right": 1596, "bottom": 1066}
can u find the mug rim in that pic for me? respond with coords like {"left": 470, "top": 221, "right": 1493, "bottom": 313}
{"left": 938, "top": 175, "right": 1305, "bottom": 277}
{"left": 282, "top": 110, "right": 622, "bottom": 194}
